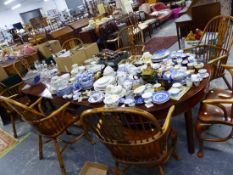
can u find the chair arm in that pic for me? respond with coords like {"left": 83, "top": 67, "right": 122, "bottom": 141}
{"left": 202, "top": 99, "right": 229, "bottom": 119}
{"left": 39, "top": 102, "right": 72, "bottom": 122}
{"left": 203, "top": 99, "right": 233, "bottom": 104}
{"left": 207, "top": 55, "right": 228, "bottom": 65}
{"left": 221, "top": 64, "right": 233, "bottom": 70}
{"left": 106, "top": 37, "right": 119, "bottom": 43}
{"left": 29, "top": 97, "right": 43, "bottom": 111}
{"left": 162, "top": 105, "right": 175, "bottom": 133}
{"left": 9, "top": 94, "right": 20, "bottom": 99}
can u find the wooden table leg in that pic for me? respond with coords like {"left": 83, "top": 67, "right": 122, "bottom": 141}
{"left": 184, "top": 110, "right": 195, "bottom": 154}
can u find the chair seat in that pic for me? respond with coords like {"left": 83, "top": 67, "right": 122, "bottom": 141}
{"left": 199, "top": 89, "right": 233, "bottom": 125}
{"left": 143, "top": 19, "right": 157, "bottom": 25}
{"left": 16, "top": 96, "right": 31, "bottom": 106}
{"left": 138, "top": 23, "right": 148, "bottom": 31}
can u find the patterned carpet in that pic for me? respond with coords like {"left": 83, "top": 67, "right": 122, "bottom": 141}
{"left": 145, "top": 36, "right": 178, "bottom": 54}
{"left": 0, "top": 129, "right": 17, "bottom": 158}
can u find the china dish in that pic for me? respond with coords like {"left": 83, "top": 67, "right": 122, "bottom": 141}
{"left": 22, "top": 71, "right": 41, "bottom": 86}
{"left": 94, "top": 76, "right": 116, "bottom": 91}
{"left": 152, "top": 91, "right": 170, "bottom": 104}
{"left": 152, "top": 49, "right": 170, "bottom": 62}
{"left": 88, "top": 91, "right": 104, "bottom": 103}
{"left": 133, "top": 85, "right": 146, "bottom": 95}
{"left": 168, "top": 88, "right": 180, "bottom": 96}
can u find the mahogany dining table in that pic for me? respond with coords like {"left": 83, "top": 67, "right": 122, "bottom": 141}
{"left": 21, "top": 70, "right": 210, "bottom": 154}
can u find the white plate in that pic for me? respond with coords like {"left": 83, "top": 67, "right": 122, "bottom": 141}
{"left": 152, "top": 50, "right": 170, "bottom": 60}
{"left": 86, "top": 64, "right": 104, "bottom": 73}
{"left": 94, "top": 76, "right": 116, "bottom": 91}
{"left": 133, "top": 85, "right": 146, "bottom": 94}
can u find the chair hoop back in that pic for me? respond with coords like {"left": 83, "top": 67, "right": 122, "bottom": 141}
{"left": 200, "top": 15, "right": 233, "bottom": 52}
{"left": 118, "top": 25, "right": 144, "bottom": 48}
{"left": 0, "top": 96, "right": 74, "bottom": 137}
{"left": 62, "top": 38, "right": 83, "bottom": 50}
{"left": 81, "top": 107, "right": 176, "bottom": 164}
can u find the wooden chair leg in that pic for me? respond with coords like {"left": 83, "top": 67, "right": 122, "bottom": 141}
{"left": 171, "top": 130, "right": 181, "bottom": 160}
{"left": 195, "top": 120, "right": 206, "bottom": 158}
{"left": 158, "top": 166, "right": 164, "bottom": 175}
{"left": 114, "top": 161, "right": 120, "bottom": 175}
{"left": 54, "top": 139, "right": 66, "bottom": 175}
{"left": 38, "top": 135, "right": 43, "bottom": 160}
{"left": 223, "top": 75, "right": 232, "bottom": 90}
{"left": 10, "top": 115, "right": 17, "bottom": 138}
{"left": 84, "top": 131, "right": 95, "bottom": 145}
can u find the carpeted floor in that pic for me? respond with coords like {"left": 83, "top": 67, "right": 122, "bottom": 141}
{"left": 145, "top": 36, "right": 178, "bottom": 54}
{"left": 0, "top": 129, "right": 17, "bottom": 158}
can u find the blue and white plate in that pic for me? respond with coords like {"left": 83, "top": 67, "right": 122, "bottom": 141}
{"left": 152, "top": 91, "right": 170, "bottom": 104}
{"left": 88, "top": 91, "right": 104, "bottom": 104}
{"left": 152, "top": 49, "right": 170, "bottom": 62}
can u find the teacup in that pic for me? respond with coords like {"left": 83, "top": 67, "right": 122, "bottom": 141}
{"left": 191, "top": 74, "right": 201, "bottom": 87}
{"left": 198, "top": 69, "right": 207, "bottom": 78}
{"left": 172, "top": 82, "right": 182, "bottom": 89}
{"left": 124, "top": 97, "right": 135, "bottom": 107}
{"left": 103, "top": 66, "right": 114, "bottom": 76}
{"left": 187, "top": 63, "right": 194, "bottom": 69}
{"left": 123, "top": 81, "right": 133, "bottom": 91}
{"left": 168, "top": 88, "right": 180, "bottom": 96}
{"left": 142, "top": 92, "right": 153, "bottom": 104}
{"left": 154, "top": 83, "right": 162, "bottom": 91}
{"left": 72, "top": 64, "right": 78, "bottom": 69}
{"left": 186, "top": 77, "right": 192, "bottom": 87}
{"left": 104, "top": 94, "right": 120, "bottom": 107}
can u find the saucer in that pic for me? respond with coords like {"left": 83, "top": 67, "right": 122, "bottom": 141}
{"left": 133, "top": 85, "right": 146, "bottom": 95}
{"left": 203, "top": 73, "right": 209, "bottom": 78}
{"left": 152, "top": 91, "right": 170, "bottom": 104}
{"left": 88, "top": 91, "right": 104, "bottom": 103}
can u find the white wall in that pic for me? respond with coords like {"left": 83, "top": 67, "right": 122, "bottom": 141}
{"left": 0, "top": 0, "right": 68, "bottom": 28}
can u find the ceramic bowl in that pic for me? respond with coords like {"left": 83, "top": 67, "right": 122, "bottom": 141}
{"left": 124, "top": 97, "right": 135, "bottom": 107}
{"left": 22, "top": 71, "right": 41, "bottom": 86}
{"left": 142, "top": 92, "right": 153, "bottom": 103}
{"left": 168, "top": 88, "right": 180, "bottom": 96}
{"left": 194, "top": 62, "right": 204, "bottom": 69}
{"left": 88, "top": 91, "right": 104, "bottom": 103}
{"left": 133, "top": 85, "right": 146, "bottom": 95}
{"left": 198, "top": 69, "right": 207, "bottom": 78}
{"left": 172, "top": 82, "right": 182, "bottom": 89}
{"left": 104, "top": 95, "right": 120, "bottom": 107}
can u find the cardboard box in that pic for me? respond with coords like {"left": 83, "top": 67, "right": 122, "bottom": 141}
{"left": 0, "top": 66, "right": 8, "bottom": 81}
{"left": 83, "top": 43, "right": 99, "bottom": 58}
{"left": 79, "top": 162, "right": 108, "bottom": 175}
{"left": 38, "top": 40, "right": 62, "bottom": 59}
{"left": 55, "top": 49, "right": 87, "bottom": 73}
{"left": 54, "top": 43, "right": 99, "bottom": 73}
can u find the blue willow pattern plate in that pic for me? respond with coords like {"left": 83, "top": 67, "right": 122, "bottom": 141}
{"left": 152, "top": 91, "right": 170, "bottom": 104}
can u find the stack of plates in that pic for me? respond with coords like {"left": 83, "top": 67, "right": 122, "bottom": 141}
{"left": 152, "top": 49, "right": 170, "bottom": 63}
{"left": 93, "top": 76, "right": 116, "bottom": 91}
